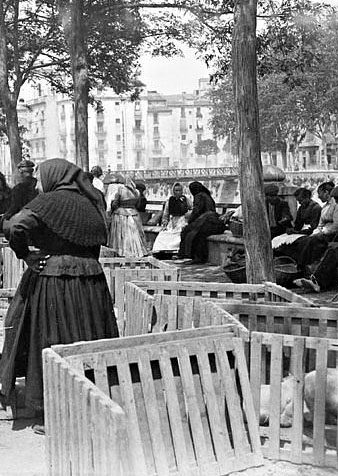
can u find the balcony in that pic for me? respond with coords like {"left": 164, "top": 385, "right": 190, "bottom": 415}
{"left": 180, "top": 119, "right": 188, "bottom": 132}
{"left": 95, "top": 128, "right": 107, "bottom": 136}
{"left": 133, "top": 126, "right": 145, "bottom": 133}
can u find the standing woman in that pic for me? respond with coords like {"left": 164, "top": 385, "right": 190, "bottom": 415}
{"left": 175, "top": 181, "right": 225, "bottom": 263}
{"left": 152, "top": 182, "right": 192, "bottom": 255}
{"left": 0, "top": 158, "right": 119, "bottom": 433}
{"left": 108, "top": 174, "right": 148, "bottom": 258}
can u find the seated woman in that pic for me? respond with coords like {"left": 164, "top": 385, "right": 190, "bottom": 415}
{"left": 174, "top": 181, "right": 225, "bottom": 264}
{"left": 294, "top": 184, "right": 338, "bottom": 292}
{"left": 108, "top": 175, "right": 148, "bottom": 258}
{"left": 272, "top": 187, "right": 322, "bottom": 252}
{"left": 152, "top": 182, "right": 192, "bottom": 256}
{"left": 264, "top": 183, "right": 293, "bottom": 238}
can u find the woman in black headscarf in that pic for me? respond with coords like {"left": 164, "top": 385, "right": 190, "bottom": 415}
{"left": 0, "top": 159, "right": 118, "bottom": 432}
{"left": 175, "top": 181, "right": 225, "bottom": 263}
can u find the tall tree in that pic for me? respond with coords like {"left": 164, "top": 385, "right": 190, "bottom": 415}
{"left": 232, "top": 0, "right": 274, "bottom": 283}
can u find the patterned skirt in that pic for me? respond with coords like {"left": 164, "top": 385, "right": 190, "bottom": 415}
{"left": 108, "top": 209, "right": 148, "bottom": 258}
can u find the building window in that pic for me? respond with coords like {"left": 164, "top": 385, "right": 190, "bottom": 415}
{"left": 135, "top": 119, "right": 141, "bottom": 130}
{"left": 135, "top": 101, "right": 140, "bottom": 111}
{"left": 98, "top": 140, "right": 105, "bottom": 149}
{"left": 117, "top": 151, "right": 122, "bottom": 160}
{"left": 154, "top": 139, "right": 160, "bottom": 150}
{"left": 197, "top": 134, "right": 202, "bottom": 141}
{"left": 116, "top": 118, "right": 121, "bottom": 123}
{"left": 99, "top": 152, "right": 105, "bottom": 160}
{"left": 181, "top": 134, "right": 186, "bottom": 140}
{"left": 115, "top": 101, "right": 120, "bottom": 106}
{"left": 180, "top": 107, "right": 185, "bottom": 118}
{"left": 196, "top": 107, "right": 202, "bottom": 118}
{"left": 189, "top": 125, "right": 192, "bottom": 129}
{"left": 153, "top": 113, "right": 159, "bottom": 124}
{"left": 116, "top": 134, "right": 121, "bottom": 141}
{"left": 153, "top": 126, "right": 159, "bottom": 135}
{"left": 97, "top": 122, "right": 104, "bottom": 132}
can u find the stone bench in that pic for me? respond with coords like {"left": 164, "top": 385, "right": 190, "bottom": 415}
{"left": 207, "top": 231, "right": 244, "bottom": 265}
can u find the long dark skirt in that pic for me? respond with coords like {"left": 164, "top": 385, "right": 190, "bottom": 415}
{"left": 0, "top": 269, "right": 118, "bottom": 412}
{"left": 275, "top": 233, "right": 333, "bottom": 270}
{"left": 179, "top": 211, "right": 225, "bottom": 263}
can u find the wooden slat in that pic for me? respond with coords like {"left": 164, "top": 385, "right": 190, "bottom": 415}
{"left": 114, "top": 350, "right": 148, "bottom": 476}
{"left": 138, "top": 350, "right": 171, "bottom": 476}
{"left": 159, "top": 348, "right": 193, "bottom": 476}
{"left": 290, "top": 337, "right": 305, "bottom": 464}
{"left": 232, "top": 338, "right": 263, "bottom": 459}
{"left": 214, "top": 339, "right": 250, "bottom": 458}
{"left": 313, "top": 339, "right": 328, "bottom": 466}
{"left": 196, "top": 341, "right": 235, "bottom": 474}
{"left": 177, "top": 346, "right": 211, "bottom": 472}
{"left": 268, "top": 335, "right": 283, "bottom": 459}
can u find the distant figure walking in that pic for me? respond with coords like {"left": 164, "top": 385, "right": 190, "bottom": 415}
{"left": 90, "top": 165, "right": 105, "bottom": 193}
{"left": 108, "top": 175, "right": 148, "bottom": 258}
{"left": 4, "top": 159, "right": 38, "bottom": 220}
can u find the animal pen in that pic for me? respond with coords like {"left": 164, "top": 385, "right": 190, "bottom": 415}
{"left": 98, "top": 256, "right": 180, "bottom": 333}
{"left": 44, "top": 327, "right": 264, "bottom": 476}
{"left": 123, "top": 281, "right": 338, "bottom": 467}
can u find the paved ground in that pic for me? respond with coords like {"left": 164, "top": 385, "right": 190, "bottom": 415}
{"left": 0, "top": 260, "right": 337, "bottom": 476}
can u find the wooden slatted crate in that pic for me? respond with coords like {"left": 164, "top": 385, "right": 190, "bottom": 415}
{"left": 1, "top": 245, "right": 26, "bottom": 289}
{"left": 43, "top": 349, "right": 129, "bottom": 476}
{"left": 0, "top": 288, "right": 16, "bottom": 353}
{"left": 124, "top": 281, "right": 314, "bottom": 337}
{"left": 249, "top": 332, "right": 338, "bottom": 468}
{"left": 125, "top": 292, "right": 249, "bottom": 340}
{"left": 99, "top": 257, "right": 180, "bottom": 333}
{"left": 45, "top": 328, "right": 264, "bottom": 476}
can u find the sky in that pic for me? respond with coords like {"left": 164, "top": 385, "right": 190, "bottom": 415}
{"left": 139, "top": 46, "right": 209, "bottom": 96}
{"left": 139, "top": 0, "right": 338, "bottom": 95}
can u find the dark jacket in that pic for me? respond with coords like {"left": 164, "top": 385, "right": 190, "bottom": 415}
{"left": 294, "top": 199, "right": 321, "bottom": 234}
{"left": 188, "top": 191, "right": 216, "bottom": 224}
{"left": 266, "top": 197, "right": 293, "bottom": 238}
{"left": 3, "top": 176, "right": 38, "bottom": 220}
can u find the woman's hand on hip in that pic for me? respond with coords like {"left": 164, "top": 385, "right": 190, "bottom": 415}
{"left": 24, "top": 251, "right": 51, "bottom": 273}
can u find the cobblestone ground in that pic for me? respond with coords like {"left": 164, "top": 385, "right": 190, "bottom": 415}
{"left": 0, "top": 259, "right": 337, "bottom": 476}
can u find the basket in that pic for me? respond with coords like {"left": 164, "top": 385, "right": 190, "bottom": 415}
{"left": 274, "top": 256, "right": 300, "bottom": 288}
{"left": 223, "top": 262, "right": 247, "bottom": 283}
{"left": 229, "top": 220, "right": 243, "bottom": 238}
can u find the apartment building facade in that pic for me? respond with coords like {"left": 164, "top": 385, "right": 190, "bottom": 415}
{"left": 19, "top": 78, "right": 229, "bottom": 171}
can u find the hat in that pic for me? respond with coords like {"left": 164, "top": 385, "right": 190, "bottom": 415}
{"left": 17, "top": 159, "right": 35, "bottom": 169}
{"left": 264, "top": 183, "right": 279, "bottom": 196}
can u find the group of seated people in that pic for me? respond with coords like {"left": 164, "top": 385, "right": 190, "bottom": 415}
{"left": 152, "top": 181, "right": 225, "bottom": 264}
{"left": 270, "top": 181, "right": 338, "bottom": 293}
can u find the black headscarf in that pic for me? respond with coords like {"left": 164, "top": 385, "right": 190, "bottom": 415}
{"left": 189, "top": 181, "right": 211, "bottom": 196}
{"left": 26, "top": 158, "right": 107, "bottom": 247}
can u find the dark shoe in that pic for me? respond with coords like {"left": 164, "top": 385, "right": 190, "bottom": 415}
{"left": 32, "top": 424, "right": 45, "bottom": 435}
{"left": 171, "top": 254, "right": 183, "bottom": 260}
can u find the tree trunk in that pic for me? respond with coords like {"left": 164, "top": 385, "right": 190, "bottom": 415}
{"left": 59, "top": 0, "right": 89, "bottom": 170}
{"left": 0, "top": 0, "right": 22, "bottom": 171}
{"left": 5, "top": 101, "right": 22, "bottom": 170}
{"left": 232, "top": 0, "right": 274, "bottom": 283}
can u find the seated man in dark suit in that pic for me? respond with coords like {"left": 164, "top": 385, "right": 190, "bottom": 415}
{"left": 264, "top": 183, "right": 293, "bottom": 238}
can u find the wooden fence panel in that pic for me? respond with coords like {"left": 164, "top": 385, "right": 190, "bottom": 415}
{"left": 249, "top": 332, "right": 338, "bottom": 468}
{"left": 50, "top": 331, "right": 264, "bottom": 476}
{"left": 99, "top": 258, "right": 180, "bottom": 335}
{"left": 43, "top": 349, "right": 129, "bottom": 476}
